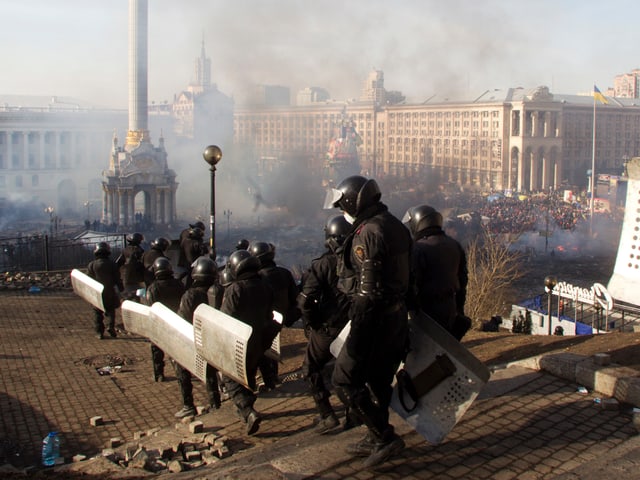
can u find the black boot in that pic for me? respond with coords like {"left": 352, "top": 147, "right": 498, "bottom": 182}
{"left": 362, "top": 427, "right": 405, "bottom": 468}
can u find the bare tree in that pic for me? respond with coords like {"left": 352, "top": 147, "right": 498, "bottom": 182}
{"left": 465, "top": 227, "right": 525, "bottom": 326}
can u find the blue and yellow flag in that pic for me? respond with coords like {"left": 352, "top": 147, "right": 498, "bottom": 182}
{"left": 594, "top": 85, "right": 609, "bottom": 104}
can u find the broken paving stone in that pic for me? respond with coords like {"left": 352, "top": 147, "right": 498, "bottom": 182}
{"left": 72, "top": 454, "right": 87, "bottom": 462}
{"left": 185, "top": 460, "right": 204, "bottom": 469}
{"left": 201, "top": 450, "right": 219, "bottom": 465}
{"left": 189, "top": 420, "right": 204, "bottom": 434}
{"left": 125, "top": 446, "right": 139, "bottom": 462}
{"left": 129, "top": 448, "right": 150, "bottom": 470}
{"left": 167, "top": 459, "right": 184, "bottom": 473}
{"left": 90, "top": 416, "right": 104, "bottom": 426}
{"left": 146, "top": 427, "right": 161, "bottom": 436}
{"left": 108, "top": 437, "right": 122, "bottom": 448}
{"left": 185, "top": 450, "right": 202, "bottom": 462}
{"left": 101, "top": 448, "right": 116, "bottom": 460}
{"left": 196, "top": 405, "right": 209, "bottom": 415}
{"left": 216, "top": 445, "right": 231, "bottom": 459}
{"left": 213, "top": 437, "right": 227, "bottom": 449}
{"left": 133, "top": 431, "right": 146, "bottom": 440}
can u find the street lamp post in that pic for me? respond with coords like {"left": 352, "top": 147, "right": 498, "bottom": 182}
{"left": 44, "top": 206, "right": 54, "bottom": 237}
{"left": 203, "top": 145, "right": 223, "bottom": 260}
{"left": 544, "top": 275, "right": 558, "bottom": 335}
{"left": 84, "top": 201, "right": 93, "bottom": 220}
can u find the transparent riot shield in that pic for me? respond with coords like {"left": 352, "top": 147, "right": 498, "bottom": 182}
{"left": 264, "top": 311, "right": 283, "bottom": 362}
{"left": 70, "top": 269, "right": 105, "bottom": 312}
{"left": 330, "top": 311, "right": 490, "bottom": 444}
{"left": 121, "top": 300, "right": 205, "bottom": 382}
{"left": 193, "top": 303, "right": 253, "bottom": 388}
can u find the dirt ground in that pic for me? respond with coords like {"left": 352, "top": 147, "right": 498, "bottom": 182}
{"left": 278, "top": 324, "right": 640, "bottom": 376}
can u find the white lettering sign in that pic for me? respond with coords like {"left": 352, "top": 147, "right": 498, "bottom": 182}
{"left": 551, "top": 281, "right": 613, "bottom": 310}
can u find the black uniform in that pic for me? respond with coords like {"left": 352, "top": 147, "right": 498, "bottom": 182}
{"left": 299, "top": 249, "right": 350, "bottom": 427}
{"left": 87, "top": 254, "right": 123, "bottom": 338}
{"left": 174, "top": 281, "right": 221, "bottom": 411}
{"left": 411, "top": 225, "right": 468, "bottom": 338}
{"left": 177, "top": 228, "right": 191, "bottom": 269}
{"left": 256, "top": 260, "right": 300, "bottom": 388}
{"left": 142, "top": 247, "right": 167, "bottom": 287}
{"left": 179, "top": 233, "right": 207, "bottom": 288}
{"left": 116, "top": 243, "right": 145, "bottom": 296}
{"left": 220, "top": 270, "right": 273, "bottom": 424}
{"left": 145, "top": 273, "right": 185, "bottom": 381}
{"left": 333, "top": 203, "right": 411, "bottom": 445}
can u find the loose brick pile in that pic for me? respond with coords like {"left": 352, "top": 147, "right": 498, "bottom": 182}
{"left": 0, "top": 270, "right": 72, "bottom": 291}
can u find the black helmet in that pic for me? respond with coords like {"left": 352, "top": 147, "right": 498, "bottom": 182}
{"left": 152, "top": 257, "right": 173, "bottom": 278}
{"left": 126, "top": 232, "right": 144, "bottom": 245}
{"left": 188, "top": 227, "right": 204, "bottom": 239}
{"left": 94, "top": 241, "right": 111, "bottom": 256}
{"left": 190, "top": 221, "right": 205, "bottom": 231}
{"left": 191, "top": 256, "right": 217, "bottom": 282}
{"left": 324, "top": 215, "right": 351, "bottom": 252}
{"left": 220, "top": 266, "right": 234, "bottom": 287}
{"left": 235, "top": 238, "right": 249, "bottom": 250}
{"left": 150, "top": 237, "right": 170, "bottom": 252}
{"left": 323, "top": 175, "right": 381, "bottom": 216}
{"left": 402, "top": 204, "right": 443, "bottom": 238}
{"left": 249, "top": 241, "right": 275, "bottom": 265}
{"left": 227, "top": 249, "right": 260, "bottom": 280}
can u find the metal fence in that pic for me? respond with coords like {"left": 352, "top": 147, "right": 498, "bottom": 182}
{"left": 0, "top": 233, "right": 127, "bottom": 272}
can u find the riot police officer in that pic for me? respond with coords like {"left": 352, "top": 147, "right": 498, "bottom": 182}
{"left": 324, "top": 175, "right": 411, "bottom": 468}
{"left": 173, "top": 256, "right": 222, "bottom": 418}
{"left": 403, "top": 205, "right": 470, "bottom": 340}
{"left": 298, "top": 215, "right": 352, "bottom": 434}
{"left": 145, "top": 257, "right": 185, "bottom": 382}
{"left": 116, "top": 232, "right": 146, "bottom": 300}
{"left": 142, "top": 237, "right": 170, "bottom": 287}
{"left": 87, "top": 242, "right": 123, "bottom": 339}
{"left": 219, "top": 249, "right": 274, "bottom": 435}
{"left": 179, "top": 226, "right": 207, "bottom": 288}
{"left": 249, "top": 241, "right": 300, "bottom": 390}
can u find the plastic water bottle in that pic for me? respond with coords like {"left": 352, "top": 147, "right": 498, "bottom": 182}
{"left": 41, "top": 431, "right": 60, "bottom": 467}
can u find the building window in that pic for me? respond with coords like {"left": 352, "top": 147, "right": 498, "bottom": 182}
{"left": 15, "top": 175, "right": 22, "bottom": 187}
{"left": 32, "top": 175, "right": 38, "bottom": 187}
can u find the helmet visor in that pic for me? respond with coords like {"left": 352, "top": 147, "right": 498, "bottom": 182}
{"left": 401, "top": 210, "right": 412, "bottom": 224}
{"left": 323, "top": 188, "right": 343, "bottom": 210}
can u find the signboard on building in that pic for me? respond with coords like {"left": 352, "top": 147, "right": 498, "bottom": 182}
{"left": 551, "top": 280, "right": 614, "bottom": 311}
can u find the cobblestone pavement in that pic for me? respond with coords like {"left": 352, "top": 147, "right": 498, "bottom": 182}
{"left": 1, "top": 290, "right": 640, "bottom": 479}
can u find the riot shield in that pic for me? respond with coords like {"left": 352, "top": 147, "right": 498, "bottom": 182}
{"left": 70, "top": 269, "right": 105, "bottom": 312}
{"left": 120, "top": 299, "right": 150, "bottom": 333}
{"left": 193, "top": 303, "right": 253, "bottom": 388}
{"left": 264, "top": 311, "right": 283, "bottom": 362}
{"left": 121, "top": 300, "right": 205, "bottom": 382}
{"left": 330, "top": 311, "right": 490, "bottom": 444}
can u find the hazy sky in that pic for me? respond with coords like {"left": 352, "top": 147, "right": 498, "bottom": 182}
{"left": 0, "top": 0, "right": 636, "bottom": 108}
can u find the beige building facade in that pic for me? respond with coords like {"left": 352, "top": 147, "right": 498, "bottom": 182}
{"left": 0, "top": 97, "right": 125, "bottom": 215}
{"left": 234, "top": 85, "right": 640, "bottom": 193}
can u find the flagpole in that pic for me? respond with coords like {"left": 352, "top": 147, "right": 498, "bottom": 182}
{"left": 590, "top": 88, "right": 597, "bottom": 236}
